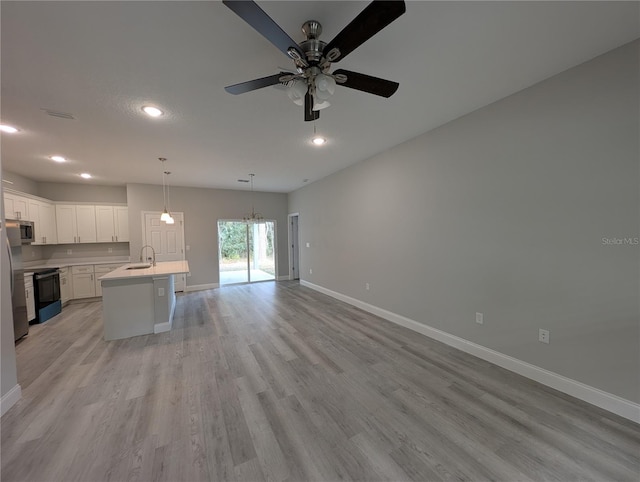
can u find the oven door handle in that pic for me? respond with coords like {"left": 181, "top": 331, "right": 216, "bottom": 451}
{"left": 35, "top": 271, "right": 60, "bottom": 281}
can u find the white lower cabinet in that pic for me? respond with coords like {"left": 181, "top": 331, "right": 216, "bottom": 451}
{"left": 71, "top": 266, "right": 96, "bottom": 299}
{"left": 70, "top": 263, "right": 125, "bottom": 299}
{"left": 25, "top": 275, "right": 35, "bottom": 322}
{"left": 94, "top": 264, "right": 124, "bottom": 297}
{"left": 60, "top": 267, "right": 72, "bottom": 304}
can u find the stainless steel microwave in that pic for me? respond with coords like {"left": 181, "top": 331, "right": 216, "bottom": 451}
{"left": 9, "top": 219, "right": 34, "bottom": 244}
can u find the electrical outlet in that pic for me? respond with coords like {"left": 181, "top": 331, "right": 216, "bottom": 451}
{"left": 309, "top": 268, "right": 313, "bottom": 274}
{"left": 365, "top": 283, "right": 370, "bottom": 291}
{"left": 108, "top": 248, "right": 113, "bottom": 253}
{"left": 158, "top": 287, "right": 165, "bottom": 297}
{"left": 186, "top": 245, "right": 190, "bottom": 251}
{"left": 476, "top": 312, "right": 483, "bottom": 324}
{"left": 539, "top": 329, "right": 550, "bottom": 344}
{"left": 66, "top": 249, "right": 72, "bottom": 255}
{"left": 306, "top": 242, "right": 310, "bottom": 248}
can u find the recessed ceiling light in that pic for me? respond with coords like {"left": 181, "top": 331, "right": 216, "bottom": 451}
{"left": 312, "top": 136, "right": 326, "bottom": 146}
{"left": 142, "top": 105, "right": 163, "bottom": 117}
{"left": 80, "top": 173, "right": 92, "bottom": 179}
{"left": 50, "top": 155, "right": 66, "bottom": 163}
{"left": 0, "top": 124, "right": 19, "bottom": 133}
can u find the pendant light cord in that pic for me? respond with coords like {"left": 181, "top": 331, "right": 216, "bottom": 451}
{"left": 166, "top": 171, "right": 171, "bottom": 212}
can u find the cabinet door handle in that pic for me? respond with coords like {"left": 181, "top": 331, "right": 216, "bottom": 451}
{"left": 115, "top": 236, "right": 118, "bottom": 242}
{"left": 90, "top": 274, "right": 93, "bottom": 281}
{"left": 74, "top": 236, "right": 77, "bottom": 243}
{"left": 78, "top": 236, "right": 80, "bottom": 243}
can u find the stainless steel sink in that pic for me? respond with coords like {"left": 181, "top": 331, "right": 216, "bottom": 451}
{"left": 125, "top": 263, "right": 152, "bottom": 270}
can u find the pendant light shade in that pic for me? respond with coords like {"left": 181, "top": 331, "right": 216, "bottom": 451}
{"left": 314, "top": 73, "right": 336, "bottom": 100}
{"left": 287, "top": 79, "right": 307, "bottom": 107}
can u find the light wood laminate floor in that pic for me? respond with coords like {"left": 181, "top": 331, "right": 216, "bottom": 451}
{"left": 2, "top": 281, "right": 639, "bottom": 481}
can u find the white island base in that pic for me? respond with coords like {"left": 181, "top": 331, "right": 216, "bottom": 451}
{"left": 100, "top": 261, "right": 189, "bottom": 341}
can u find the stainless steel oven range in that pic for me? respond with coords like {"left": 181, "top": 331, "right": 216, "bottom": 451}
{"left": 32, "top": 268, "right": 62, "bottom": 324}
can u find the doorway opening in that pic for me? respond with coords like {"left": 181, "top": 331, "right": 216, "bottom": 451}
{"left": 218, "top": 220, "right": 276, "bottom": 285}
{"left": 288, "top": 213, "right": 300, "bottom": 280}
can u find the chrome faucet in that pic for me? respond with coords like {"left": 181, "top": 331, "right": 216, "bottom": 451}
{"left": 140, "top": 245, "right": 156, "bottom": 266}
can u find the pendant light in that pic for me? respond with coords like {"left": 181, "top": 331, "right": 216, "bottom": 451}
{"left": 165, "top": 170, "right": 175, "bottom": 224}
{"left": 159, "top": 157, "right": 174, "bottom": 224}
{"left": 243, "top": 173, "right": 264, "bottom": 224}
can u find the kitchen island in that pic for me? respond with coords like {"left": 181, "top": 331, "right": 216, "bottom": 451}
{"left": 99, "top": 260, "right": 190, "bottom": 340}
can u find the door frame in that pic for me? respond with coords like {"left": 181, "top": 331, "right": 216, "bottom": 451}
{"left": 288, "top": 213, "right": 300, "bottom": 281}
{"left": 217, "top": 219, "right": 278, "bottom": 285}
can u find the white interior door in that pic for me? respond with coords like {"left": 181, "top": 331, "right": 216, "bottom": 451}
{"left": 143, "top": 212, "right": 186, "bottom": 292}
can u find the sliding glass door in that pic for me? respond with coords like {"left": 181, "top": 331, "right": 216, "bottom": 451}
{"left": 218, "top": 221, "right": 276, "bottom": 285}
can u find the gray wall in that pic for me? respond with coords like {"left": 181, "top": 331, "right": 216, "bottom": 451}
{"left": 127, "top": 183, "right": 288, "bottom": 287}
{"left": 288, "top": 41, "right": 639, "bottom": 403}
{"left": 37, "top": 182, "right": 127, "bottom": 203}
{"left": 1, "top": 171, "right": 38, "bottom": 195}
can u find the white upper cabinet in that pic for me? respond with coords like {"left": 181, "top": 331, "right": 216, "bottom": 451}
{"left": 4, "top": 192, "right": 29, "bottom": 220}
{"left": 4, "top": 189, "right": 128, "bottom": 245}
{"left": 96, "top": 205, "right": 129, "bottom": 242}
{"left": 114, "top": 206, "right": 129, "bottom": 242}
{"left": 56, "top": 205, "right": 77, "bottom": 243}
{"left": 56, "top": 204, "right": 97, "bottom": 244}
{"left": 28, "top": 199, "right": 57, "bottom": 245}
{"left": 75, "top": 205, "right": 97, "bottom": 243}
{"left": 95, "top": 206, "right": 116, "bottom": 242}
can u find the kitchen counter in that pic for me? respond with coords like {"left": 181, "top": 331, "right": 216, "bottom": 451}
{"left": 100, "top": 260, "right": 190, "bottom": 340}
{"left": 98, "top": 260, "right": 189, "bottom": 281}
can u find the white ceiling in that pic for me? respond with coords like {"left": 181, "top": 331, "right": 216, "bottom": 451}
{"left": 1, "top": 1, "right": 638, "bottom": 193}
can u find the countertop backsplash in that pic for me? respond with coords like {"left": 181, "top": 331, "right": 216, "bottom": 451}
{"left": 22, "top": 242, "right": 130, "bottom": 268}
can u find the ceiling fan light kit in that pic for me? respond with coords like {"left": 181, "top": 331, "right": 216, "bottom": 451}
{"left": 223, "top": 0, "right": 406, "bottom": 121}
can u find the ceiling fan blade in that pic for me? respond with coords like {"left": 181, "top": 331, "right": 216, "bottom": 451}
{"left": 304, "top": 91, "right": 319, "bottom": 122}
{"left": 222, "top": 1, "right": 305, "bottom": 60}
{"left": 225, "top": 72, "right": 289, "bottom": 95}
{"left": 333, "top": 69, "right": 399, "bottom": 97}
{"left": 323, "top": 1, "right": 406, "bottom": 63}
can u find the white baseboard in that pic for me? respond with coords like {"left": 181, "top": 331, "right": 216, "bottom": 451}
{"left": 1, "top": 384, "right": 22, "bottom": 417}
{"left": 300, "top": 280, "right": 640, "bottom": 424}
{"left": 277, "top": 275, "right": 291, "bottom": 281}
{"left": 185, "top": 283, "right": 219, "bottom": 292}
{"left": 154, "top": 321, "right": 171, "bottom": 334}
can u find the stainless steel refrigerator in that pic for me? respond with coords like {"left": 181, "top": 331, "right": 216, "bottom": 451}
{"left": 5, "top": 219, "right": 29, "bottom": 340}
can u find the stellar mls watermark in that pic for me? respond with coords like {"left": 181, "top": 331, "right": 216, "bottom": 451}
{"left": 602, "top": 237, "right": 639, "bottom": 246}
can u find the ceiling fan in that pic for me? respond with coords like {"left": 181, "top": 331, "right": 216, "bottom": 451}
{"left": 223, "top": 0, "right": 406, "bottom": 121}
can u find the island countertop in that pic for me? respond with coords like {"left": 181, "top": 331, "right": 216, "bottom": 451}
{"left": 99, "top": 260, "right": 190, "bottom": 281}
